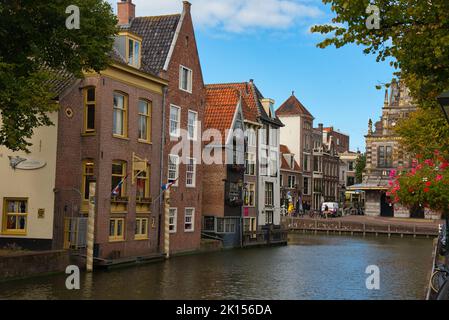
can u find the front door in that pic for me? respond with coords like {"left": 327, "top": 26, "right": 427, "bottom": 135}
{"left": 380, "top": 192, "right": 394, "bottom": 217}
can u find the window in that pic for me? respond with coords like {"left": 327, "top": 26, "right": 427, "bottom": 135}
{"left": 82, "top": 160, "right": 94, "bottom": 201}
{"left": 348, "top": 161, "right": 354, "bottom": 171}
{"left": 303, "top": 177, "right": 310, "bottom": 195}
{"left": 244, "top": 183, "right": 256, "bottom": 207}
{"left": 169, "top": 105, "right": 181, "bottom": 137}
{"left": 3, "top": 199, "right": 27, "bottom": 234}
{"left": 109, "top": 218, "right": 125, "bottom": 242}
{"left": 245, "top": 153, "right": 256, "bottom": 176}
{"left": 83, "top": 87, "right": 96, "bottom": 133}
{"left": 185, "top": 208, "right": 195, "bottom": 232}
{"left": 188, "top": 110, "right": 198, "bottom": 140}
{"left": 128, "top": 38, "right": 141, "bottom": 68}
{"left": 138, "top": 100, "right": 151, "bottom": 142}
{"left": 265, "top": 211, "right": 274, "bottom": 225}
{"left": 225, "top": 218, "right": 236, "bottom": 233}
{"left": 113, "top": 92, "right": 128, "bottom": 137}
{"left": 169, "top": 208, "right": 177, "bottom": 233}
{"left": 270, "top": 151, "right": 278, "bottom": 177}
{"left": 288, "top": 176, "right": 296, "bottom": 189}
{"left": 260, "top": 149, "right": 268, "bottom": 176}
{"left": 217, "top": 218, "right": 237, "bottom": 234}
{"left": 303, "top": 155, "right": 309, "bottom": 172}
{"left": 265, "top": 182, "right": 274, "bottom": 206}
{"left": 378, "top": 146, "right": 393, "bottom": 168}
{"left": 179, "top": 65, "right": 193, "bottom": 93}
{"left": 168, "top": 155, "right": 179, "bottom": 186}
{"left": 270, "top": 128, "right": 278, "bottom": 146}
{"left": 136, "top": 165, "right": 150, "bottom": 199}
{"left": 244, "top": 217, "right": 257, "bottom": 233}
{"left": 247, "top": 129, "right": 257, "bottom": 147}
{"left": 186, "top": 158, "right": 196, "bottom": 187}
{"left": 112, "top": 161, "right": 127, "bottom": 197}
{"left": 135, "top": 217, "right": 149, "bottom": 240}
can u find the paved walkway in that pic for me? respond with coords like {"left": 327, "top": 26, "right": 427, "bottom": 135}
{"left": 290, "top": 215, "right": 443, "bottom": 227}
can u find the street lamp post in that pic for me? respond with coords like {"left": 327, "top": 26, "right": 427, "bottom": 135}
{"left": 437, "top": 90, "right": 449, "bottom": 253}
{"left": 437, "top": 91, "right": 449, "bottom": 124}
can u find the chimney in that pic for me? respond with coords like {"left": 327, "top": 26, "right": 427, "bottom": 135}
{"left": 261, "top": 98, "right": 275, "bottom": 118}
{"left": 318, "top": 123, "right": 324, "bottom": 133}
{"left": 117, "top": 0, "right": 136, "bottom": 25}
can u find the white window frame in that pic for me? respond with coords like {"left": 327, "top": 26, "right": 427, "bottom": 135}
{"left": 184, "top": 208, "right": 195, "bottom": 233}
{"left": 245, "top": 152, "right": 256, "bottom": 176}
{"left": 169, "top": 208, "right": 177, "bottom": 234}
{"left": 247, "top": 129, "right": 257, "bottom": 147}
{"left": 169, "top": 105, "right": 181, "bottom": 138}
{"left": 187, "top": 110, "right": 198, "bottom": 141}
{"left": 288, "top": 175, "right": 296, "bottom": 189}
{"left": 179, "top": 65, "right": 193, "bottom": 93}
{"left": 186, "top": 157, "right": 197, "bottom": 188}
{"left": 168, "top": 154, "right": 179, "bottom": 187}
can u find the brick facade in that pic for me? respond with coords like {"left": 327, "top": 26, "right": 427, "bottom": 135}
{"left": 159, "top": 2, "right": 205, "bottom": 254}
{"left": 53, "top": 70, "right": 166, "bottom": 260}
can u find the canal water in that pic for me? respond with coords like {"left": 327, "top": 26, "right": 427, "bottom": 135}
{"left": 0, "top": 235, "right": 433, "bottom": 300}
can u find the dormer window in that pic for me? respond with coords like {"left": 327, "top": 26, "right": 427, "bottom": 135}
{"left": 128, "top": 37, "right": 141, "bottom": 68}
{"left": 115, "top": 32, "right": 142, "bottom": 69}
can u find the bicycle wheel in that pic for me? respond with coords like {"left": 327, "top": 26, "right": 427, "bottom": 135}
{"left": 431, "top": 270, "right": 446, "bottom": 293}
{"left": 437, "top": 279, "right": 449, "bottom": 300}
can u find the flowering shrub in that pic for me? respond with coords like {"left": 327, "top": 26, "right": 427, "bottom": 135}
{"left": 388, "top": 151, "right": 449, "bottom": 212}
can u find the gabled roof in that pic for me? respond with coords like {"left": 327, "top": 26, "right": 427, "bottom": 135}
{"left": 126, "top": 14, "right": 181, "bottom": 75}
{"left": 206, "top": 81, "right": 283, "bottom": 127}
{"left": 280, "top": 145, "right": 301, "bottom": 172}
{"left": 276, "top": 94, "right": 314, "bottom": 119}
{"left": 204, "top": 87, "right": 242, "bottom": 144}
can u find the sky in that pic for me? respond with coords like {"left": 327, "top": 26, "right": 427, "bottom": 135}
{"left": 107, "top": 0, "right": 396, "bottom": 152}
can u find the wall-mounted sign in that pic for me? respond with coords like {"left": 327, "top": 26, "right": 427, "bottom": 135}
{"left": 38, "top": 209, "right": 45, "bottom": 219}
{"left": 9, "top": 156, "right": 47, "bottom": 170}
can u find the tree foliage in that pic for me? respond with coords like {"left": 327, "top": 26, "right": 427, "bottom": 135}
{"left": 312, "top": 0, "right": 449, "bottom": 157}
{"left": 0, "top": 0, "right": 117, "bottom": 151}
{"left": 355, "top": 153, "right": 366, "bottom": 184}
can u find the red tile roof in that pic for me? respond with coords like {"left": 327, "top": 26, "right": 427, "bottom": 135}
{"left": 276, "top": 94, "right": 314, "bottom": 119}
{"left": 204, "top": 87, "right": 241, "bottom": 144}
{"left": 280, "top": 144, "right": 301, "bottom": 171}
{"left": 206, "top": 83, "right": 259, "bottom": 124}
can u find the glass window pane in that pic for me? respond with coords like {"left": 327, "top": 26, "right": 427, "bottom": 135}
{"left": 87, "top": 88, "right": 95, "bottom": 102}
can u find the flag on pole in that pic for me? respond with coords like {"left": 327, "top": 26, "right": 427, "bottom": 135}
{"left": 112, "top": 174, "right": 129, "bottom": 196}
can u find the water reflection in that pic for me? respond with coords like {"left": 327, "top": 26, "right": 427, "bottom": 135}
{"left": 0, "top": 235, "right": 433, "bottom": 300}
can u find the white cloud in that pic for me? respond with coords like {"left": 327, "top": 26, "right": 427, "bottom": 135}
{"left": 108, "top": 0, "right": 323, "bottom": 33}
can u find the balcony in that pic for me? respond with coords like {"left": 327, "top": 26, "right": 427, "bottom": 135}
{"left": 313, "top": 148, "right": 324, "bottom": 156}
{"left": 313, "top": 171, "right": 323, "bottom": 179}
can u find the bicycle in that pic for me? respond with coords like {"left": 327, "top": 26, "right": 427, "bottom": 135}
{"left": 431, "top": 264, "right": 449, "bottom": 294}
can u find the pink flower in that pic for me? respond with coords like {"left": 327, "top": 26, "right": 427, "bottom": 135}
{"left": 424, "top": 159, "right": 434, "bottom": 167}
{"left": 434, "top": 150, "right": 441, "bottom": 156}
{"left": 436, "top": 175, "right": 444, "bottom": 182}
{"left": 389, "top": 170, "right": 397, "bottom": 178}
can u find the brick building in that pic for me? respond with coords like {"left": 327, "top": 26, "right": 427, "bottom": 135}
{"left": 280, "top": 145, "right": 302, "bottom": 214}
{"left": 120, "top": 0, "right": 206, "bottom": 254}
{"left": 323, "top": 127, "right": 350, "bottom": 154}
{"left": 53, "top": 30, "right": 168, "bottom": 261}
{"left": 201, "top": 87, "right": 247, "bottom": 248}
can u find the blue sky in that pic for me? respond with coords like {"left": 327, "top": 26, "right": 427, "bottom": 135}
{"left": 108, "top": 0, "right": 396, "bottom": 151}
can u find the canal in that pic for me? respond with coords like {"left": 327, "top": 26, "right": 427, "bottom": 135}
{"left": 0, "top": 235, "right": 434, "bottom": 300}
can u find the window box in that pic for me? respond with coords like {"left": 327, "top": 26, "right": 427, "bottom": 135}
{"left": 111, "top": 196, "right": 129, "bottom": 203}
{"left": 136, "top": 197, "right": 152, "bottom": 205}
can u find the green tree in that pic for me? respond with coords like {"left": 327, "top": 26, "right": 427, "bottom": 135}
{"left": 311, "top": 0, "right": 449, "bottom": 158}
{"left": 0, "top": 0, "right": 117, "bottom": 151}
{"left": 355, "top": 153, "right": 366, "bottom": 184}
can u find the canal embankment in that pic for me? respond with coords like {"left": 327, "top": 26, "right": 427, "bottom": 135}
{"left": 283, "top": 216, "right": 440, "bottom": 238}
{"left": 0, "top": 250, "right": 70, "bottom": 282}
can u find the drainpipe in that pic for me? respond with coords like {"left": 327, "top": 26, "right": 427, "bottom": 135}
{"left": 157, "top": 86, "right": 168, "bottom": 253}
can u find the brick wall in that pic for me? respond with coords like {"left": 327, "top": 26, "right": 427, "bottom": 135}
{"left": 160, "top": 6, "right": 206, "bottom": 255}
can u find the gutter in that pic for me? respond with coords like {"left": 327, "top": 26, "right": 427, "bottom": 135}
{"left": 157, "top": 86, "right": 168, "bottom": 253}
